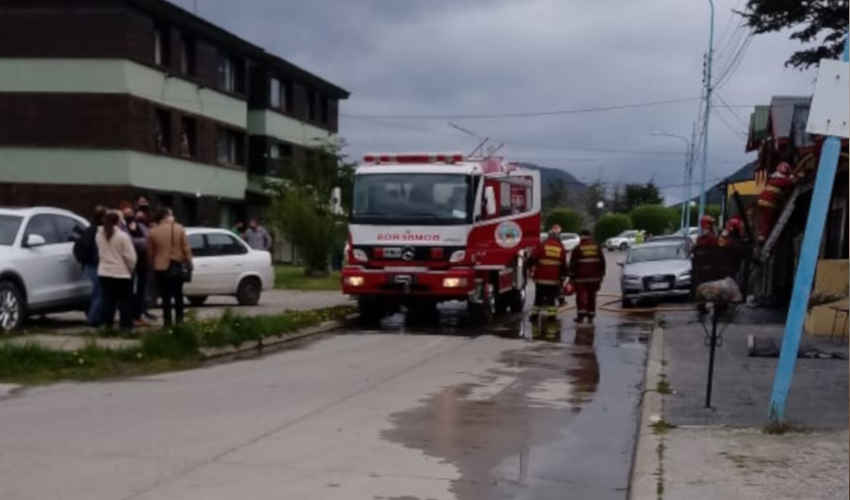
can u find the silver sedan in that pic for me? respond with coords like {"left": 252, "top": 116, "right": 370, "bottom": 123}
{"left": 619, "top": 240, "right": 691, "bottom": 308}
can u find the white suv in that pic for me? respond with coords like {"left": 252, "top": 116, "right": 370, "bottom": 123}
{"left": 0, "top": 207, "right": 90, "bottom": 331}
{"left": 605, "top": 230, "right": 644, "bottom": 251}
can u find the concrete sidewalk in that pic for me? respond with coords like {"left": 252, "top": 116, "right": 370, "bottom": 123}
{"left": 631, "top": 309, "right": 849, "bottom": 499}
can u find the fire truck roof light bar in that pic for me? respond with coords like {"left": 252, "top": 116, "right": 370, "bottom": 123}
{"left": 363, "top": 153, "right": 465, "bottom": 164}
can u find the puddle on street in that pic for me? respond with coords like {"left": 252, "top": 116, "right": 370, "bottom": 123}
{"left": 379, "top": 312, "right": 651, "bottom": 499}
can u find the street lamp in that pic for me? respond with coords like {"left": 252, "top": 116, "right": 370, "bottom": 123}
{"left": 650, "top": 131, "right": 692, "bottom": 231}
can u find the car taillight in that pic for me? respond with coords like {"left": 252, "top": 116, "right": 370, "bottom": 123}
{"left": 430, "top": 247, "right": 444, "bottom": 260}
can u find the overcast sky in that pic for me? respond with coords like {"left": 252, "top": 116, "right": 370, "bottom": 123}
{"left": 172, "top": 0, "right": 817, "bottom": 203}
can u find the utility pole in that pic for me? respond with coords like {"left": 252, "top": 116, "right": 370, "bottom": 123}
{"left": 698, "top": 0, "right": 715, "bottom": 230}
{"left": 685, "top": 121, "right": 697, "bottom": 228}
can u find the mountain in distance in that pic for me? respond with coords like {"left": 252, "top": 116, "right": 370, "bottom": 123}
{"left": 512, "top": 161, "right": 588, "bottom": 200}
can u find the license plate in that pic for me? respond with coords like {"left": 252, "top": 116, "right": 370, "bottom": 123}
{"left": 649, "top": 282, "right": 670, "bottom": 290}
{"left": 393, "top": 274, "right": 413, "bottom": 285}
{"left": 383, "top": 247, "right": 402, "bottom": 258}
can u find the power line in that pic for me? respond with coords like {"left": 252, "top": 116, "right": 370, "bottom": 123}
{"left": 340, "top": 97, "right": 701, "bottom": 120}
{"left": 714, "top": 32, "right": 753, "bottom": 90}
{"left": 715, "top": 92, "right": 749, "bottom": 129}
{"left": 714, "top": 109, "right": 748, "bottom": 138}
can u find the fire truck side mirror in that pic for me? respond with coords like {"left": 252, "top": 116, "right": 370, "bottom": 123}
{"left": 484, "top": 186, "right": 497, "bottom": 216}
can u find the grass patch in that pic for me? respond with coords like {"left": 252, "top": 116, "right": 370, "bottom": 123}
{"left": 274, "top": 265, "right": 340, "bottom": 291}
{"left": 650, "top": 419, "right": 678, "bottom": 435}
{"left": 656, "top": 378, "right": 672, "bottom": 395}
{"left": 0, "top": 305, "right": 355, "bottom": 384}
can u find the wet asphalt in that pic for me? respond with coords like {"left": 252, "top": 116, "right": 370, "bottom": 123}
{"left": 366, "top": 299, "right": 651, "bottom": 500}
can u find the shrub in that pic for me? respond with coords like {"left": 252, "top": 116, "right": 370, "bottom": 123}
{"left": 630, "top": 205, "right": 673, "bottom": 235}
{"left": 545, "top": 208, "right": 584, "bottom": 233}
{"left": 594, "top": 213, "right": 632, "bottom": 243}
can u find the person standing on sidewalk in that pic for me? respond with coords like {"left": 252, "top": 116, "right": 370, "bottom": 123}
{"left": 148, "top": 208, "right": 193, "bottom": 327}
{"left": 96, "top": 210, "right": 137, "bottom": 332}
{"left": 569, "top": 229, "right": 606, "bottom": 324}
{"left": 74, "top": 205, "right": 106, "bottom": 326}
{"left": 126, "top": 208, "right": 152, "bottom": 326}
{"left": 243, "top": 218, "right": 271, "bottom": 251}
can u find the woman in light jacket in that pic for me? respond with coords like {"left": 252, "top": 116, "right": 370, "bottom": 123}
{"left": 96, "top": 210, "right": 138, "bottom": 331}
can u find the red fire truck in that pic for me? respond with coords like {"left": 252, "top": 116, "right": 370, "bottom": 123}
{"left": 341, "top": 153, "right": 541, "bottom": 322}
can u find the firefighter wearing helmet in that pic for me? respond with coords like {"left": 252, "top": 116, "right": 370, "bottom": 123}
{"left": 695, "top": 214, "right": 718, "bottom": 248}
{"left": 530, "top": 224, "right": 568, "bottom": 307}
{"left": 756, "top": 161, "right": 797, "bottom": 243}
{"left": 569, "top": 229, "right": 606, "bottom": 324}
{"left": 718, "top": 216, "right": 744, "bottom": 247}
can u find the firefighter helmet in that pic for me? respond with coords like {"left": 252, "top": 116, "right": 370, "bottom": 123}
{"left": 700, "top": 214, "right": 715, "bottom": 229}
{"left": 776, "top": 162, "right": 792, "bottom": 175}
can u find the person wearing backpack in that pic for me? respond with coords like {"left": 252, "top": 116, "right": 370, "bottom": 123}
{"left": 74, "top": 206, "right": 106, "bottom": 326}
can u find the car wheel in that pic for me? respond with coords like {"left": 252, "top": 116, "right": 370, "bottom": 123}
{"left": 236, "top": 278, "right": 261, "bottom": 306}
{"left": 0, "top": 281, "right": 24, "bottom": 332}
{"left": 619, "top": 242, "right": 629, "bottom": 251}
{"left": 188, "top": 296, "right": 208, "bottom": 307}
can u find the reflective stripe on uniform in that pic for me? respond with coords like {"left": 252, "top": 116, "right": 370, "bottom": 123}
{"left": 577, "top": 258, "right": 600, "bottom": 263}
{"left": 544, "top": 245, "right": 562, "bottom": 258}
{"left": 573, "top": 277, "right": 601, "bottom": 283}
{"left": 579, "top": 245, "right": 599, "bottom": 253}
{"left": 539, "top": 258, "right": 562, "bottom": 266}
{"left": 534, "top": 279, "right": 561, "bottom": 285}
{"left": 758, "top": 199, "right": 776, "bottom": 208}
{"left": 765, "top": 185, "right": 782, "bottom": 193}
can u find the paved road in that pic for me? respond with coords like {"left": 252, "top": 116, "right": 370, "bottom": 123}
{"left": 1, "top": 251, "right": 650, "bottom": 500}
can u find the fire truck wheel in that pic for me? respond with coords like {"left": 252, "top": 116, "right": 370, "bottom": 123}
{"left": 507, "top": 287, "right": 526, "bottom": 313}
{"left": 468, "top": 296, "right": 495, "bottom": 324}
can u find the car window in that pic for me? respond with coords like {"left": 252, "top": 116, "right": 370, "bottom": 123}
{"left": 24, "top": 214, "right": 61, "bottom": 245}
{"left": 206, "top": 233, "right": 247, "bottom": 256}
{"left": 627, "top": 244, "right": 687, "bottom": 263}
{"left": 0, "top": 215, "right": 23, "bottom": 246}
{"left": 188, "top": 233, "right": 210, "bottom": 257}
{"left": 53, "top": 215, "right": 86, "bottom": 242}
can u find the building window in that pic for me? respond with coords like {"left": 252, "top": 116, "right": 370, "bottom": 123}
{"left": 218, "top": 54, "right": 239, "bottom": 92}
{"left": 281, "top": 82, "right": 290, "bottom": 112}
{"left": 269, "top": 142, "right": 281, "bottom": 159}
{"left": 270, "top": 78, "right": 281, "bottom": 108}
{"left": 179, "top": 34, "right": 195, "bottom": 75}
{"left": 180, "top": 117, "right": 196, "bottom": 158}
{"left": 154, "top": 109, "right": 170, "bottom": 153}
{"left": 217, "top": 129, "right": 243, "bottom": 166}
{"left": 269, "top": 141, "right": 292, "bottom": 160}
{"left": 154, "top": 27, "right": 165, "bottom": 66}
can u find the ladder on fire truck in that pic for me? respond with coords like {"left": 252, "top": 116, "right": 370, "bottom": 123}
{"left": 760, "top": 183, "right": 814, "bottom": 261}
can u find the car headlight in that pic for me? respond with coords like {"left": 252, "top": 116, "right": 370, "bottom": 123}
{"left": 345, "top": 276, "right": 365, "bottom": 287}
{"left": 623, "top": 274, "right": 640, "bottom": 282}
{"left": 443, "top": 277, "right": 468, "bottom": 288}
{"left": 449, "top": 250, "right": 466, "bottom": 263}
{"left": 677, "top": 272, "right": 691, "bottom": 281}
{"left": 352, "top": 249, "right": 368, "bottom": 262}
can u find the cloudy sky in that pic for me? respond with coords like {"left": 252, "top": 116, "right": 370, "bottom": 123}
{"left": 172, "top": 0, "right": 817, "bottom": 203}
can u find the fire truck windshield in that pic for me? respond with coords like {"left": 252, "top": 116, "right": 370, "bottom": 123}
{"left": 352, "top": 173, "right": 474, "bottom": 225}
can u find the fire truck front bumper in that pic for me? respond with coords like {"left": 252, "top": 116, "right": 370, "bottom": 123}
{"left": 341, "top": 267, "right": 477, "bottom": 299}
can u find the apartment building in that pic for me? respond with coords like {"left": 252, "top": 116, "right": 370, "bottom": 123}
{"left": 0, "top": 0, "right": 349, "bottom": 226}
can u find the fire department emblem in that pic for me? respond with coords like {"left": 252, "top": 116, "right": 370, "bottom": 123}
{"left": 494, "top": 221, "right": 522, "bottom": 249}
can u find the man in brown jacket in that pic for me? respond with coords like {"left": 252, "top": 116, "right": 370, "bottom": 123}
{"left": 147, "top": 207, "right": 193, "bottom": 326}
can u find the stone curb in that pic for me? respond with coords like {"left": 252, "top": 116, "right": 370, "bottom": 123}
{"left": 629, "top": 324, "right": 665, "bottom": 500}
{"left": 198, "top": 314, "right": 357, "bottom": 360}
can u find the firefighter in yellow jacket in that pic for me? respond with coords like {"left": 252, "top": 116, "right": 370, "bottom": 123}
{"left": 569, "top": 230, "right": 606, "bottom": 324}
{"left": 530, "top": 225, "right": 568, "bottom": 307}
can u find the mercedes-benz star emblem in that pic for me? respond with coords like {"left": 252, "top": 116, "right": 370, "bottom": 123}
{"left": 401, "top": 247, "right": 416, "bottom": 261}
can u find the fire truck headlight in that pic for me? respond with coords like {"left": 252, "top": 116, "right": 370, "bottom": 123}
{"left": 443, "top": 277, "right": 468, "bottom": 288}
{"left": 449, "top": 250, "right": 466, "bottom": 263}
{"left": 345, "top": 276, "right": 365, "bottom": 287}
{"left": 352, "top": 249, "right": 368, "bottom": 262}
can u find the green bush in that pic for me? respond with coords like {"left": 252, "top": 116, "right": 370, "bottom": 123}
{"left": 545, "top": 208, "right": 584, "bottom": 233}
{"left": 630, "top": 205, "right": 673, "bottom": 236}
{"left": 594, "top": 213, "right": 632, "bottom": 243}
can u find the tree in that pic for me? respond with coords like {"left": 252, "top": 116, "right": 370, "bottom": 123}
{"left": 543, "top": 178, "right": 570, "bottom": 211}
{"left": 594, "top": 213, "right": 632, "bottom": 244}
{"left": 622, "top": 182, "right": 663, "bottom": 213}
{"left": 630, "top": 205, "right": 674, "bottom": 235}
{"left": 738, "top": 0, "right": 848, "bottom": 69}
{"left": 266, "top": 140, "right": 354, "bottom": 275}
{"left": 545, "top": 208, "right": 584, "bottom": 233}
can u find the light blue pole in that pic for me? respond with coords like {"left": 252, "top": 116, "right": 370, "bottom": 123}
{"left": 768, "top": 41, "right": 849, "bottom": 424}
{"left": 686, "top": 122, "right": 696, "bottom": 228}
{"left": 698, "top": 0, "right": 714, "bottom": 230}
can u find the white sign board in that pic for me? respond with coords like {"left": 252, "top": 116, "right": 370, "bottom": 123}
{"left": 806, "top": 59, "right": 849, "bottom": 138}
